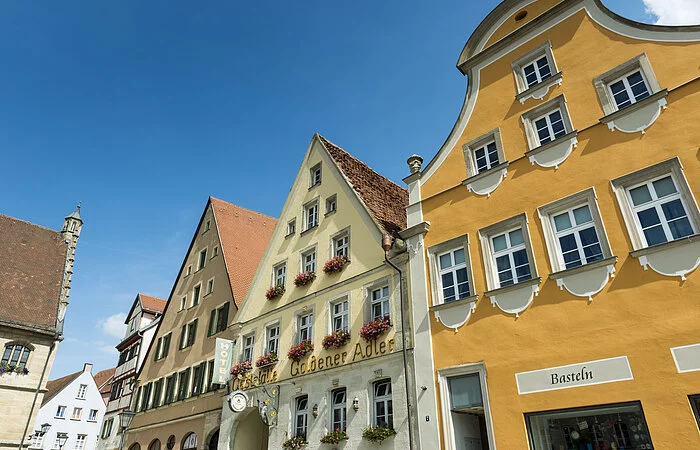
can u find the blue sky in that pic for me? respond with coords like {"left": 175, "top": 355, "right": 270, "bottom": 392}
{"left": 0, "top": 0, "right": 687, "bottom": 378}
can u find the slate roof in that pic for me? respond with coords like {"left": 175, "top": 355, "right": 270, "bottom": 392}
{"left": 0, "top": 214, "right": 68, "bottom": 333}
{"left": 318, "top": 135, "right": 408, "bottom": 237}
{"left": 42, "top": 370, "right": 81, "bottom": 406}
{"left": 210, "top": 197, "right": 277, "bottom": 306}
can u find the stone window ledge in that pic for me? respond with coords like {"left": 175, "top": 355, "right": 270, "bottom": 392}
{"left": 430, "top": 295, "right": 479, "bottom": 331}
{"left": 599, "top": 89, "right": 668, "bottom": 134}
{"left": 516, "top": 71, "right": 563, "bottom": 104}
{"left": 485, "top": 277, "right": 541, "bottom": 318}
{"left": 525, "top": 130, "right": 578, "bottom": 170}
{"left": 630, "top": 234, "right": 700, "bottom": 280}
{"left": 461, "top": 162, "right": 509, "bottom": 197}
{"left": 299, "top": 224, "right": 318, "bottom": 237}
{"left": 430, "top": 294, "right": 479, "bottom": 313}
{"left": 549, "top": 256, "right": 617, "bottom": 301}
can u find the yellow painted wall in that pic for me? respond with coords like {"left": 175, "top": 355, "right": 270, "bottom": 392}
{"left": 420, "top": 5, "right": 700, "bottom": 449}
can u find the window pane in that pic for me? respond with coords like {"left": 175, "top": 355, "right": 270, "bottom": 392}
{"left": 644, "top": 225, "right": 667, "bottom": 246}
{"left": 509, "top": 229, "right": 524, "bottom": 246}
{"left": 660, "top": 199, "right": 687, "bottom": 221}
{"left": 629, "top": 185, "right": 652, "bottom": 206}
{"left": 448, "top": 373, "right": 483, "bottom": 410}
{"left": 563, "top": 250, "right": 582, "bottom": 268}
{"left": 583, "top": 243, "right": 604, "bottom": 262}
{"left": 439, "top": 254, "right": 452, "bottom": 270}
{"left": 496, "top": 255, "right": 511, "bottom": 272}
{"left": 578, "top": 227, "right": 599, "bottom": 247}
{"left": 652, "top": 176, "right": 677, "bottom": 198}
{"left": 637, "top": 207, "right": 661, "bottom": 229}
{"left": 512, "top": 248, "right": 529, "bottom": 267}
{"left": 558, "top": 234, "right": 578, "bottom": 253}
{"left": 573, "top": 205, "right": 592, "bottom": 225}
{"left": 536, "top": 56, "right": 551, "bottom": 79}
{"left": 668, "top": 217, "right": 694, "bottom": 240}
{"left": 492, "top": 234, "right": 507, "bottom": 252}
{"left": 453, "top": 249, "right": 465, "bottom": 265}
{"left": 553, "top": 213, "right": 572, "bottom": 232}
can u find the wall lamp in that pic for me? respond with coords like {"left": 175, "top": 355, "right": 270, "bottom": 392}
{"left": 353, "top": 396, "right": 359, "bottom": 411}
{"left": 312, "top": 404, "right": 319, "bottom": 418}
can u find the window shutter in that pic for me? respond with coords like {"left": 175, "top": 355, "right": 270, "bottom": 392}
{"left": 188, "top": 319, "right": 198, "bottom": 347}
{"left": 179, "top": 326, "right": 186, "bottom": 349}
{"left": 217, "top": 303, "right": 230, "bottom": 333}
{"left": 163, "top": 334, "right": 170, "bottom": 358}
{"left": 208, "top": 309, "right": 216, "bottom": 336}
{"left": 154, "top": 338, "right": 162, "bottom": 360}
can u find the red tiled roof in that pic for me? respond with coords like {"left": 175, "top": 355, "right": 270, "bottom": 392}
{"left": 94, "top": 367, "right": 116, "bottom": 394}
{"left": 318, "top": 135, "right": 408, "bottom": 237}
{"left": 42, "top": 370, "right": 81, "bottom": 406}
{"left": 138, "top": 294, "right": 166, "bottom": 315}
{"left": 210, "top": 198, "right": 277, "bottom": 307}
{"left": 0, "top": 214, "right": 68, "bottom": 332}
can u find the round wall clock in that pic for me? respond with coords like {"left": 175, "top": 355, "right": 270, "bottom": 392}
{"left": 228, "top": 391, "right": 248, "bottom": 412}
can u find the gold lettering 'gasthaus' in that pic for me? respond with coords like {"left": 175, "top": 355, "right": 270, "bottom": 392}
{"left": 290, "top": 338, "right": 395, "bottom": 377}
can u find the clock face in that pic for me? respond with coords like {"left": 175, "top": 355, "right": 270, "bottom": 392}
{"left": 229, "top": 391, "right": 248, "bottom": 412}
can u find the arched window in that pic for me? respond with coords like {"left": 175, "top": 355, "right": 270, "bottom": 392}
{"left": 207, "top": 432, "right": 219, "bottom": 450}
{"left": 1, "top": 344, "right": 31, "bottom": 368}
{"left": 182, "top": 433, "right": 197, "bottom": 450}
{"left": 128, "top": 444, "right": 141, "bottom": 450}
{"left": 148, "top": 439, "right": 161, "bottom": 450}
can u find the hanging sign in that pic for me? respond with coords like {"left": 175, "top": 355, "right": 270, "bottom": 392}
{"left": 515, "top": 356, "right": 633, "bottom": 395}
{"left": 214, "top": 338, "right": 234, "bottom": 384}
{"left": 671, "top": 343, "right": 700, "bottom": 373}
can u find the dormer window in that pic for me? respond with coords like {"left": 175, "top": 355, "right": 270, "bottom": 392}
{"left": 310, "top": 164, "right": 322, "bottom": 188}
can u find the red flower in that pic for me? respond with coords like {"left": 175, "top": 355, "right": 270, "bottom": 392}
{"left": 359, "top": 316, "right": 392, "bottom": 341}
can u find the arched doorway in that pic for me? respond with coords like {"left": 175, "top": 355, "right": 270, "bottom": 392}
{"left": 208, "top": 431, "right": 219, "bottom": 450}
{"left": 232, "top": 409, "right": 269, "bottom": 450}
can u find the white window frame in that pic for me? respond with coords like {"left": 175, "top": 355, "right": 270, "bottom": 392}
{"left": 88, "top": 409, "right": 98, "bottom": 421}
{"left": 287, "top": 218, "right": 296, "bottom": 236}
{"left": 304, "top": 200, "right": 319, "bottom": 231}
{"left": 273, "top": 262, "right": 287, "bottom": 287}
{"left": 511, "top": 40, "right": 558, "bottom": 93}
{"left": 368, "top": 283, "right": 391, "bottom": 321}
{"left": 206, "top": 277, "right": 214, "bottom": 295}
{"left": 611, "top": 157, "right": 699, "bottom": 251}
{"left": 266, "top": 323, "right": 280, "bottom": 355}
{"left": 438, "top": 248, "right": 472, "bottom": 304}
{"left": 310, "top": 163, "right": 322, "bottom": 188}
{"left": 297, "top": 312, "right": 314, "bottom": 343}
{"left": 373, "top": 379, "right": 393, "bottom": 428}
{"left": 330, "top": 297, "right": 349, "bottom": 332}
{"left": 71, "top": 407, "right": 83, "bottom": 420}
{"left": 180, "top": 295, "right": 187, "bottom": 311}
{"left": 521, "top": 95, "right": 574, "bottom": 150}
{"left": 606, "top": 70, "right": 651, "bottom": 110}
{"left": 437, "top": 362, "right": 496, "bottom": 450}
{"left": 330, "top": 387, "right": 347, "bottom": 431}
{"left": 332, "top": 229, "right": 350, "bottom": 259}
{"left": 479, "top": 213, "right": 538, "bottom": 292}
{"left": 294, "top": 395, "right": 309, "bottom": 438}
{"left": 191, "top": 283, "right": 202, "bottom": 307}
{"left": 428, "top": 235, "right": 476, "bottom": 306}
{"left": 300, "top": 247, "right": 317, "bottom": 273}
{"left": 462, "top": 128, "right": 507, "bottom": 179}
{"left": 325, "top": 194, "right": 337, "bottom": 215}
{"left": 30, "top": 432, "right": 44, "bottom": 448}
{"left": 74, "top": 435, "right": 86, "bottom": 450}
{"left": 593, "top": 53, "right": 661, "bottom": 115}
{"left": 242, "top": 333, "right": 255, "bottom": 362}
{"left": 77, "top": 384, "right": 87, "bottom": 399}
{"left": 55, "top": 405, "right": 66, "bottom": 418}
{"left": 538, "top": 188, "right": 614, "bottom": 273}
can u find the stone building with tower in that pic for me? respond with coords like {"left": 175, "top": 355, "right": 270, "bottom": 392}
{"left": 0, "top": 207, "right": 82, "bottom": 449}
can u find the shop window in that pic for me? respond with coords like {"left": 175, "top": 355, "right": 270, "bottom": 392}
{"left": 331, "top": 388, "right": 347, "bottom": 431}
{"left": 373, "top": 379, "right": 393, "bottom": 428}
{"left": 525, "top": 401, "right": 653, "bottom": 450}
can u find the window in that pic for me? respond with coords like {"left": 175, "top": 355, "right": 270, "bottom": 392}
{"left": 274, "top": 263, "right": 286, "bottom": 287}
{"left": 373, "top": 380, "right": 393, "bottom": 427}
{"left": 511, "top": 41, "right": 559, "bottom": 95}
{"left": 1, "top": 343, "right": 31, "bottom": 368}
{"left": 310, "top": 164, "right": 322, "bottom": 187}
{"left": 333, "top": 232, "right": 349, "bottom": 258}
{"left": 525, "top": 402, "right": 653, "bottom": 450}
{"left": 179, "top": 319, "right": 198, "bottom": 349}
{"left": 74, "top": 435, "right": 86, "bottom": 450}
{"left": 473, "top": 141, "right": 499, "bottom": 174}
{"left": 55, "top": 405, "right": 66, "bottom": 418}
{"left": 521, "top": 55, "right": 552, "bottom": 88}
{"left": 594, "top": 54, "right": 662, "bottom": 115}
{"left": 287, "top": 219, "right": 296, "bottom": 236}
{"left": 101, "top": 418, "right": 113, "bottom": 438}
{"left": 213, "top": 246, "right": 219, "bottom": 257}
{"left": 182, "top": 433, "right": 197, "bottom": 450}
{"left": 165, "top": 375, "right": 177, "bottom": 404}
{"left": 140, "top": 383, "right": 152, "bottom": 410}
{"left": 177, "top": 368, "right": 191, "bottom": 401}
{"left": 294, "top": 396, "right": 308, "bottom": 438}
{"left": 461, "top": 128, "right": 508, "bottom": 183}
{"left": 76, "top": 384, "right": 87, "bottom": 399}
{"left": 298, "top": 313, "right": 313, "bottom": 343}
{"left": 207, "top": 360, "right": 216, "bottom": 391}
{"left": 208, "top": 303, "right": 230, "bottom": 336}
{"left": 30, "top": 432, "right": 44, "bottom": 448}
{"left": 242, "top": 334, "right": 255, "bottom": 362}
{"left": 521, "top": 95, "right": 574, "bottom": 150}
{"left": 192, "top": 363, "right": 206, "bottom": 396}
{"left": 331, "top": 388, "right": 347, "bottom": 431}
{"left": 690, "top": 395, "right": 700, "bottom": 428}
{"left": 301, "top": 248, "right": 316, "bottom": 273}
{"left": 370, "top": 285, "right": 390, "bottom": 320}
{"left": 152, "top": 378, "right": 164, "bottom": 407}
{"left": 205, "top": 220, "right": 211, "bottom": 232}
{"left": 71, "top": 407, "right": 82, "bottom": 420}
{"left": 88, "top": 409, "right": 98, "bottom": 421}
{"left": 479, "top": 213, "right": 537, "bottom": 291}
{"left": 198, "top": 249, "right": 207, "bottom": 270}
{"left": 611, "top": 158, "right": 699, "bottom": 250}
{"left": 186, "top": 265, "right": 192, "bottom": 276}
{"left": 206, "top": 278, "right": 214, "bottom": 295}
{"left": 192, "top": 284, "right": 201, "bottom": 307}
{"left": 326, "top": 195, "right": 337, "bottom": 214}
{"left": 304, "top": 201, "right": 319, "bottom": 231}
{"left": 128, "top": 343, "right": 139, "bottom": 360}
{"left": 155, "top": 333, "right": 171, "bottom": 361}
{"left": 109, "top": 380, "right": 123, "bottom": 401}
{"left": 179, "top": 296, "right": 187, "bottom": 311}
{"left": 533, "top": 109, "right": 566, "bottom": 145}
{"left": 437, "top": 248, "right": 471, "bottom": 303}
{"left": 266, "top": 324, "right": 280, "bottom": 355}
{"left": 332, "top": 299, "right": 349, "bottom": 332}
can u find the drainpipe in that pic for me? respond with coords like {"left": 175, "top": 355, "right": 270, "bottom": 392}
{"left": 19, "top": 338, "right": 57, "bottom": 450}
{"left": 382, "top": 235, "right": 415, "bottom": 450}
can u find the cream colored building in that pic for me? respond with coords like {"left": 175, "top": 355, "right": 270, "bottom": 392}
{"left": 124, "top": 197, "right": 275, "bottom": 450}
{"left": 218, "top": 134, "right": 418, "bottom": 450}
{"left": 0, "top": 208, "right": 82, "bottom": 450}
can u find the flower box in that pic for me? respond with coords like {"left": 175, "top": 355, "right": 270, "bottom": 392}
{"left": 281, "top": 436, "right": 308, "bottom": 450}
{"left": 294, "top": 271, "right": 316, "bottom": 287}
{"left": 230, "top": 360, "right": 252, "bottom": 377}
{"left": 320, "top": 429, "right": 348, "bottom": 444}
{"left": 287, "top": 339, "right": 314, "bottom": 362}
{"left": 359, "top": 316, "right": 392, "bottom": 342}
{"left": 265, "top": 285, "right": 285, "bottom": 300}
{"left": 322, "top": 329, "right": 351, "bottom": 350}
{"left": 362, "top": 425, "right": 396, "bottom": 443}
{"left": 255, "top": 352, "right": 278, "bottom": 368}
{"left": 0, "top": 363, "right": 28, "bottom": 376}
{"left": 323, "top": 255, "right": 349, "bottom": 274}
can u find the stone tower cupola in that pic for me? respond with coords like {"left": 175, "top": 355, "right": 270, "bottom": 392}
{"left": 57, "top": 204, "right": 83, "bottom": 335}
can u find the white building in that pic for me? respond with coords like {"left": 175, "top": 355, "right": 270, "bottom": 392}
{"left": 97, "top": 294, "right": 165, "bottom": 450}
{"left": 29, "top": 363, "right": 106, "bottom": 450}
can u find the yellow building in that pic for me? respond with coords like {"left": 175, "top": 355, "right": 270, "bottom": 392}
{"left": 401, "top": 1, "right": 700, "bottom": 449}
{"left": 218, "top": 134, "right": 417, "bottom": 449}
